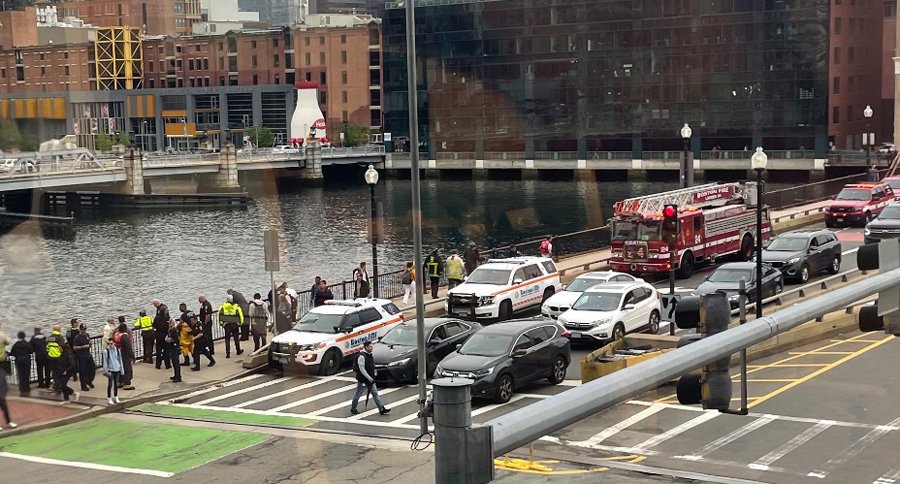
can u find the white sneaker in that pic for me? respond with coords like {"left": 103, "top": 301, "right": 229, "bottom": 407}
{"left": 107, "top": 398, "right": 115, "bottom": 405}
{"left": 73, "top": 392, "right": 80, "bottom": 402}
{"left": 114, "top": 397, "right": 121, "bottom": 404}
{"left": 8, "top": 422, "right": 17, "bottom": 429}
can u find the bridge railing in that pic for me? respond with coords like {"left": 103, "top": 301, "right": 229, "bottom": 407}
{"left": 1, "top": 158, "right": 118, "bottom": 179}
{"left": 765, "top": 169, "right": 887, "bottom": 209}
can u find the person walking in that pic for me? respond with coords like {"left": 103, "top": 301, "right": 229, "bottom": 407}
{"left": 133, "top": 310, "right": 154, "bottom": 363}
{"left": 189, "top": 314, "right": 215, "bottom": 370}
{"left": 349, "top": 341, "right": 390, "bottom": 416}
{"left": 539, "top": 236, "right": 554, "bottom": 258}
{"left": 464, "top": 242, "right": 481, "bottom": 274}
{"left": 218, "top": 295, "right": 244, "bottom": 358}
{"left": 72, "top": 324, "right": 95, "bottom": 392}
{"left": 868, "top": 164, "right": 880, "bottom": 181}
{"left": 402, "top": 261, "right": 416, "bottom": 305}
{"left": 309, "top": 276, "right": 322, "bottom": 306}
{"left": 353, "top": 270, "right": 370, "bottom": 298}
{"left": 10, "top": 332, "right": 32, "bottom": 396}
{"left": 506, "top": 245, "right": 522, "bottom": 258}
{"left": 47, "top": 324, "right": 77, "bottom": 403}
{"left": 314, "top": 280, "right": 334, "bottom": 307}
{"left": 0, "top": 365, "right": 16, "bottom": 429}
{"left": 31, "top": 328, "right": 50, "bottom": 389}
{"left": 165, "top": 319, "right": 182, "bottom": 383}
{"left": 152, "top": 300, "right": 171, "bottom": 370}
{"left": 102, "top": 336, "right": 123, "bottom": 405}
{"left": 116, "top": 323, "right": 135, "bottom": 390}
{"left": 248, "top": 294, "right": 269, "bottom": 352}
{"left": 424, "top": 249, "right": 444, "bottom": 299}
{"left": 65, "top": 319, "right": 80, "bottom": 383}
{"left": 198, "top": 295, "right": 214, "bottom": 356}
{"left": 227, "top": 289, "right": 250, "bottom": 342}
{"left": 177, "top": 313, "right": 194, "bottom": 366}
{"left": 446, "top": 249, "right": 465, "bottom": 290}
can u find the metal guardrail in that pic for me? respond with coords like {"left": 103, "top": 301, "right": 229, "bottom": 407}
{"left": 1, "top": 158, "right": 119, "bottom": 180}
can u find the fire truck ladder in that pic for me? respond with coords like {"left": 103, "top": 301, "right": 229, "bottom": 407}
{"left": 614, "top": 183, "right": 742, "bottom": 215}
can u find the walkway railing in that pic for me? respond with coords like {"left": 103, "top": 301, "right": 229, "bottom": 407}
{"left": 765, "top": 169, "right": 889, "bottom": 209}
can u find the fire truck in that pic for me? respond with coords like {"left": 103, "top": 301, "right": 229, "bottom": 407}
{"left": 608, "top": 182, "right": 771, "bottom": 278}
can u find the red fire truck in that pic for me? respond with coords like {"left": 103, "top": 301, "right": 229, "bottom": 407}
{"left": 608, "top": 183, "right": 771, "bottom": 278}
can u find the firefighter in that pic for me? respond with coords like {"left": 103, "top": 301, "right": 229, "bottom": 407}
{"left": 423, "top": 248, "right": 444, "bottom": 299}
{"left": 218, "top": 295, "right": 244, "bottom": 358}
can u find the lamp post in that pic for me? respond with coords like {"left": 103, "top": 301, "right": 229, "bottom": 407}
{"left": 864, "top": 104, "right": 874, "bottom": 169}
{"left": 751, "top": 147, "right": 768, "bottom": 319}
{"left": 680, "top": 123, "right": 692, "bottom": 188}
{"left": 365, "top": 164, "right": 380, "bottom": 297}
{"left": 140, "top": 120, "right": 147, "bottom": 152}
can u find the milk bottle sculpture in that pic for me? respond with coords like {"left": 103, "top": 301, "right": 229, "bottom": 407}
{"left": 289, "top": 81, "right": 327, "bottom": 148}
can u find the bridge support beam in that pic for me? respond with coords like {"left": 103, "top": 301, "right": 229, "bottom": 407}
{"left": 296, "top": 140, "right": 324, "bottom": 185}
{"left": 212, "top": 144, "right": 242, "bottom": 192}
{"left": 119, "top": 148, "right": 146, "bottom": 195}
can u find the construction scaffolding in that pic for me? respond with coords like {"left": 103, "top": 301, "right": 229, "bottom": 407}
{"left": 93, "top": 27, "right": 143, "bottom": 91}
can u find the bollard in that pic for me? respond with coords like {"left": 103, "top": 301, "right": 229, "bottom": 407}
{"left": 432, "top": 378, "right": 493, "bottom": 484}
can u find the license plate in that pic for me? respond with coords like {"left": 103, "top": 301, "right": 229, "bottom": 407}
{"left": 570, "top": 332, "right": 582, "bottom": 338}
{"left": 276, "top": 356, "right": 289, "bottom": 364}
{"left": 454, "top": 309, "right": 471, "bottom": 317}
{"left": 836, "top": 218, "right": 844, "bottom": 222}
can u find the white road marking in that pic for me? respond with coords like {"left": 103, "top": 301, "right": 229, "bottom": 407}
{"left": 807, "top": 416, "right": 900, "bottom": 479}
{"left": 470, "top": 395, "right": 528, "bottom": 418}
{"left": 306, "top": 386, "right": 405, "bottom": 416}
{"left": 748, "top": 420, "right": 833, "bottom": 471}
{"left": 571, "top": 404, "right": 666, "bottom": 448}
{"left": 172, "top": 374, "right": 265, "bottom": 402}
{"left": 0, "top": 452, "right": 175, "bottom": 478}
{"left": 233, "top": 377, "right": 348, "bottom": 409}
{"left": 348, "top": 394, "right": 421, "bottom": 420}
{"left": 558, "top": 380, "right": 582, "bottom": 387}
{"left": 631, "top": 412, "right": 719, "bottom": 452}
{"left": 195, "top": 377, "right": 293, "bottom": 405}
{"left": 874, "top": 466, "right": 900, "bottom": 484}
{"left": 269, "top": 384, "right": 360, "bottom": 412}
{"left": 676, "top": 416, "right": 774, "bottom": 461}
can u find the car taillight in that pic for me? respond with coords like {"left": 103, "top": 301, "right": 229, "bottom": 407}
{"left": 561, "top": 330, "right": 571, "bottom": 338}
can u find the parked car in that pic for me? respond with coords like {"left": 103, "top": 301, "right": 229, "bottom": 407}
{"left": 541, "top": 271, "right": 639, "bottom": 320}
{"left": 556, "top": 281, "right": 660, "bottom": 344}
{"left": 692, "top": 262, "right": 784, "bottom": 308}
{"left": 372, "top": 318, "right": 482, "bottom": 384}
{"left": 434, "top": 318, "right": 570, "bottom": 403}
{"left": 825, "top": 182, "right": 894, "bottom": 227}
{"left": 878, "top": 142, "right": 896, "bottom": 155}
{"left": 761, "top": 229, "right": 842, "bottom": 283}
{"left": 0, "top": 159, "right": 35, "bottom": 174}
{"left": 865, "top": 202, "right": 900, "bottom": 244}
{"left": 273, "top": 145, "right": 301, "bottom": 154}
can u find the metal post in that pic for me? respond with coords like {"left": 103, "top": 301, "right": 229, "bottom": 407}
{"left": 682, "top": 137, "right": 690, "bottom": 189}
{"left": 405, "top": 0, "right": 428, "bottom": 435}
{"left": 270, "top": 269, "right": 277, "bottom": 335}
{"left": 370, "top": 183, "right": 379, "bottom": 298}
{"left": 755, "top": 168, "right": 764, "bottom": 319}
{"left": 433, "top": 378, "right": 493, "bottom": 484}
{"left": 669, "top": 250, "right": 676, "bottom": 336}
{"left": 720, "top": 279, "right": 749, "bottom": 416}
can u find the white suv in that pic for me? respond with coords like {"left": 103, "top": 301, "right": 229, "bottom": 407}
{"left": 541, "top": 271, "right": 639, "bottom": 320}
{"left": 557, "top": 281, "right": 660, "bottom": 344}
{"left": 268, "top": 298, "right": 403, "bottom": 375}
{"left": 446, "top": 257, "right": 562, "bottom": 322}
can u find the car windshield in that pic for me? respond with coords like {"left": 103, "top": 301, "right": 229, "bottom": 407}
{"left": 292, "top": 312, "right": 344, "bottom": 333}
{"left": 612, "top": 220, "right": 661, "bottom": 241}
{"left": 572, "top": 292, "right": 621, "bottom": 311}
{"left": 465, "top": 268, "right": 511, "bottom": 285}
{"left": 566, "top": 277, "right": 609, "bottom": 292}
{"left": 835, "top": 189, "right": 871, "bottom": 201}
{"left": 380, "top": 324, "right": 417, "bottom": 346}
{"left": 884, "top": 180, "right": 900, "bottom": 191}
{"left": 709, "top": 268, "right": 753, "bottom": 283}
{"left": 458, "top": 332, "right": 515, "bottom": 357}
{"left": 766, "top": 237, "right": 808, "bottom": 251}
{"left": 879, "top": 206, "right": 900, "bottom": 219}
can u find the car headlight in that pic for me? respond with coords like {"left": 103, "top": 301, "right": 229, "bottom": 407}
{"left": 787, "top": 257, "right": 801, "bottom": 265}
{"left": 478, "top": 296, "right": 495, "bottom": 306}
{"left": 297, "top": 344, "right": 318, "bottom": 352}
{"left": 592, "top": 317, "right": 612, "bottom": 327}
{"left": 472, "top": 366, "right": 494, "bottom": 378}
{"left": 728, "top": 294, "right": 741, "bottom": 301}
{"left": 865, "top": 227, "right": 871, "bottom": 236}
{"left": 387, "top": 357, "right": 411, "bottom": 367}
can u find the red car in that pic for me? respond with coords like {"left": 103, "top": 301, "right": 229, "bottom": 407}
{"left": 882, "top": 176, "right": 900, "bottom": 199}
{"left": 825, "top": 182, "right": 894, "bottom": 227}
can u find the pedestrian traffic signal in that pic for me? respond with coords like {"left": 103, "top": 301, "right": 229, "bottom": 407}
{"left": 674, "top": 293, "right": 733, "bottom": 411}
{"left": 858, "top": 238, "right": 900, "bottom": 335}
{"left": 662, "top": 204, "right": 678, "bottom": 247}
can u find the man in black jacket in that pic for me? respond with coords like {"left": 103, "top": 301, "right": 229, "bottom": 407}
{"left": 198, "top": 295, "right": 215, "bottom": 356}
{"left": 152, "top": 299, "right": 171, "bottom": 370}
{"left": 349, "top": 341, "right": 389, "bottom": 416}
{"left": 31, "top": 328, "right": 50, "bottom": 389}
{"left": 10, "top": 332, "right": 32, "bottom": 395}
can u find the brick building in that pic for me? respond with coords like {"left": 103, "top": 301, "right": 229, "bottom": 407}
{"left": 44, "top": 0, "right": 202, "bottom": 36}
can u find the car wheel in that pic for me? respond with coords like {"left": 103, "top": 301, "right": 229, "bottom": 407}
{"left": 547, "top": 356, "right": 567, "bottom": 385}
{"left": 648, "top": 310, "right": 660, "bottom": 334}
{"left": 676, "top": 252, "right": 695, "bottom": 279}
{"left": 268, "top": 347, "right": 283, "bottom": 372}
{"left": 798, "top": 264, "right": 810, "bottom": 284}
{"left": 541, "top": 287, "right": 555, "bottom": 304}
{"left": 828, "top": 255, "right": 841, "bottom": 274}
{"left": 774, "top": 281, "right": 784, "bottom": 296}
{"left": 494, "top": 374, "right": 514, "bottom": 404}
{"left": 865, "top": 211, "right": 873, "bottom": 225}
{"left": 612, "top": 323, "right": 626, "bottom": 341}
{"left": 739, "top": 234, "right": 754, "bottom": 261}
{"left": 825, "top": 219, "right": 834, "bottom": 228}
{"left": 498, "top": 300, "right": 513, "bottom": 321}
{"left": 318, "top": 349, "right": 342, "bottom": 376}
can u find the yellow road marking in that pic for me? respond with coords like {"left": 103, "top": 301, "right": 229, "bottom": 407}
{"left": 788, "top": 351, "right": 854, "bottom": 356}
{"left": 745, "top": 379, "right": 796, "bottom": 382}
{"left": 831, "top": 339, "right": 882, "bottom": 343}
{"left": 755, "top": 364, "right": 829, "bottom": 368}
{"left": 748, "top": 335, "right": 895, "bottom": 408}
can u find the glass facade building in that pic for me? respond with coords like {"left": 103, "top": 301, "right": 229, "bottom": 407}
{"left": 383, "top": 0, "right": 830, "bottom": 158}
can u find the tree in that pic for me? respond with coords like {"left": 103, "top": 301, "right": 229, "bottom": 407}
{"left": 246, "top": 126, "right": 274, "bottom": 148}
{"left": 116, "top": 132, "right": 131, "bottom": 147}
{"left": 0, "top": 118, "right": 22, "bottom": 151}
{"left": 96, "top": 133, "right": 115, "bottom": 152}
{"left": 344, "top": 123, "right": 370, "bottom": 147}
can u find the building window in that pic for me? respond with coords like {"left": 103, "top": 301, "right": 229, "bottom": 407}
{"left": 253, "top": 74, "right": 258, "bottom": 85}
{"left": 252, "top": 40, "right": 257, "bottom": 49}
{"left": 848, "top": 47, "right": 855, "bottom": 64}
{"left": 203, "top": 58, "right": 209, "bottom": 70}
{"left": 220, "top": 76, "right": 225, "bottom": 86}
{"left": 319, "top": 36, "right": 325, "bottom": 45}
{"left": 341, "top": 71, "right": 347, "bottom": 84}
{"left": 149, "top": 60, "right": 154, "bottom": 72}
{"left": 196, "top": 45, "right": 201, "bottom": 52}
{"left": 833, "top": 77, "right": 840, "bottom": 94}
{"left": 219, "top": 57, "right": 224, "bottom": 69}
{"left": 342, "top": 91, "right": 348, "bottom": 103}
{"left": 304, "top": 37, "right": 310, "bottom": 46}
{"left": 149, "top": 79, "right": 155, "bottom": 88}
{"left": 887, "top": 1, "right": 897, "bottom": 18}
{"left": 190, "top": 78, "right": 195, "bottom": 87}
{"left": 833, "top": 47, "right": 840, "bottom": 64}
{"left": 305, "top": 52, "right": 311, "bottom": 65}
{"left": 341, "top": 51, "right": 347, "bottom": 64}
{"left": 319, "top": 91, "right": 327, "bottom": 104}
{"left": 834, "top": 17, "right": 841, "bottom": 34}
{"left": 189, "top": 59, "right": 195, "bottom": 70}
{"left": 319, "top": 52, "right": 325, "bottom": 64}
{"left": 273, "top": 38, "right": 279, "bottom": 47}
{"left": 273, "top": 55, "right": 280, "bottom": 67}
{"left": 275, "top": 73, "right": 280, "bottom": 84}
{"left": 342, "top": 110, "right": 348, "bottom": 122}
{"left": 252, "top": 55, "right": 258, "bottom": 67}
{"left": 320, "top": 72, "right": 326, "bottom": 84}
{"left": 305, "top": 72, "right": 312, "bottom": 81}
{"left": 64, "top": 66, "right": 69, "bottom": 76}
{"left": 341, "top": 34, "right": 347, "bottom": 44}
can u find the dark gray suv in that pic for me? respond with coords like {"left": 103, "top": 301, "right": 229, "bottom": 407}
{"left": 761, "top": 229, "right": 842, "bottom": 283}
{"left": 865, "top": 203, "right": 900, "bottom": 244}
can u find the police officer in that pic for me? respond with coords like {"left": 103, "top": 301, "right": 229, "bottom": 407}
{"left": 349, "top": 341, "right": 389, "bottom": 416}
{"left": 165, "top": 319, "right": 182, "bottom": 383}
{"left": 189, "top": 314, "right": 215, "bottom": 371}
{"left": 31, "top": 328, "right": 50, "bottom": 389}
{"left": 46, "top": 324, "right": 77, "bottom": 402}
{"left": 218, "top": 295, "right": 244, "bottom": 358}
{"left": 445, "top": 249, "right": 465, "bottom": 290}
{"left": 227, "top": 289, "right": 250, "bottom": 342}
{"left": 133, "top": 310, "right": 154, "bottom": 363}
{"left": 152, "top": 299, "right": 171, "bottom": 370}
{"left": 423, "top": 248, "right": 444, "bottom": 299}
{"left": 198, "top": 295, "right": 215, "bottom": 356}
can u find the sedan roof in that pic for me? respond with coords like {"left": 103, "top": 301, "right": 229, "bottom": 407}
{"left": 479, "top": 318, "right": 553, "bottom": 335}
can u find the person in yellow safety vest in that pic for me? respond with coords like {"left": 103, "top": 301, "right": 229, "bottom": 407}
{"left": 218, "top": 295, "right": 244, "bottom": 359}
{"left": 46, "top": 324, "right": 76, "bottom": 402}
{"left": 445, "top": 249, "right": 465, "bottom": 290}
{"left": 423, "top": 248, "right": 445, "bottom": 299}
{"left": 133, "top": 310, "right": 155, "bottom": 363}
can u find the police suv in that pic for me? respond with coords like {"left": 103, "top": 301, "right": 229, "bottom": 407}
{"left": 446, "top": 257, "right": 562, "bottom": 322}
{"left": 268, "top": 298, "right": 403, "bottom": 375}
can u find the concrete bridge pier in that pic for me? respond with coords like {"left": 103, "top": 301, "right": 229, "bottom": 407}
{"left": 119, "top": 148, "right": 146, "bottom": 195}
{"left": 213, "top": 144, "right": 242, "bottom": 192}
{"left": 295, "top": 140, "right": 324, "bottom": 186}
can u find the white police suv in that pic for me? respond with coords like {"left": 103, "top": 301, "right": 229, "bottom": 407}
{"left": 268, "top": 298, "right": 403, "bottom": 375}
{"left": 446, "top": 257, "right": 562, "bottom": 322}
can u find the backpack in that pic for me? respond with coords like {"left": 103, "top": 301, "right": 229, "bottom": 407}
{"left": 540, "top": 240, "right": 550, "bottom": 254}
{"left": 402, "top": 270, "right": 412, "bottom": 285}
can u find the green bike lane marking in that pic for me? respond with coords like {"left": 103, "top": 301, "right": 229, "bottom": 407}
{"left": 131, "top": 403, "right": 317, "bottom": 429}
{"left": 0, "top": 418, "right": 268, "bottom": 476}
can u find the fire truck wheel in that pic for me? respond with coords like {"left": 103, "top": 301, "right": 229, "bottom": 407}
{"left": 739, "top": 234, "right": 754, "bottom": 261}
{"left": 676, "top": 252, "right": 695, "bottom": 279}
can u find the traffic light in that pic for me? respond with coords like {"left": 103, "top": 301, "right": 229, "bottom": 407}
{"left": 662, "top": 204, "right": 679, "bottom": 247}
{"left": 674, "top": 293, "right": 733, "bottom": 411}
{"left": 858, "top": 238, "right": 900, "bottom": 335}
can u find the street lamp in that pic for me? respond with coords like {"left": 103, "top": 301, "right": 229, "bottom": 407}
{"left": 864, "top": 105, "right": 874, "bottom": 169}
{"left": 751, "top": 147, "right": 768, "bottom": 319}
{"left": 680, "top": 123, "right": 692, "bottom": 188}
{"left": 365, "top": 164, "right": 380, "bottom": 297}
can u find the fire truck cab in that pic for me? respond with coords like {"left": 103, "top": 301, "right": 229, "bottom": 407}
{"left": 609, "top": 183, "right": 771, "bottom": 278}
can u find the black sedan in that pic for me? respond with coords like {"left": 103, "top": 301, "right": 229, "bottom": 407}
{"left": 692, "top": 262, "right": 784, "bottom": 308}
{"left": 434, "top": 318, "right": 570, "bottom": 403}
{"left": 373, "top": 318, "right": 481, "bottom": 384}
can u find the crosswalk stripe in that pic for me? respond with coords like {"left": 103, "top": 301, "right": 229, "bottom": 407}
{"left": 572, "top": 403, "right": 665, "bottom": 448}
{"left": 749, "top": 421, "right": 833, "bottom": 471}
{"left": 167, "top": 402, "right": 426, "bottom": 430}
{"left": 470, "top": 395, "right": 528, "bottom": 418}
{"left": 392, "top": 411, "right": 424, "bottom": 425}
{"left": 234, "top": 377, "right": 344, "bottom": 409}
{"left": 172, "top": 374, "right": 265, "bottom": 402}
{"left": 269, "top": 384, "right": 360, "bottom": 412}
{"left": 348, "top": 395, "right": 421, "bottom": 420}
{"left": 306, "top": 387, "right": 405, "bottom": 416}
{"left": 676, "top": 416, "right": 774, "bottom": 461}
{"left": 874, "top": 466, "right": 900, "bottom": 484}
{"left": 631, "top": 412, "right": 719, "bottom": 452}
{"left": 195, "top": 376, "right": 292, "bottom": 405}
{"left": 807, "top": 416, "right": 900, "bottom": 479}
